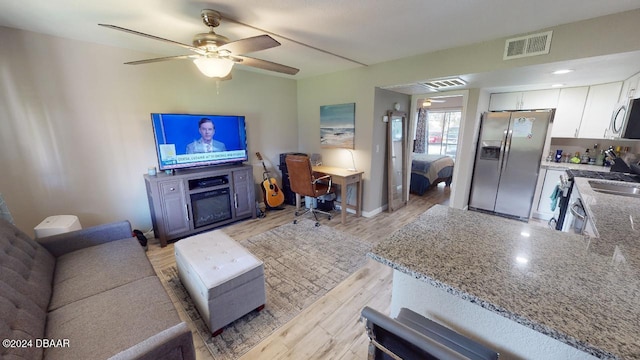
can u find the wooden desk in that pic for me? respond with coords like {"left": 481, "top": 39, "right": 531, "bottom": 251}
{"left": 312, "top": 166, "right": 364, "bottom": 225}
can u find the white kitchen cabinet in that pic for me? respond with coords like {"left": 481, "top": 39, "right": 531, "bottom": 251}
{"left": 489, "top": 89, "right": 559, "bottom": 111}
{"left": 578, "top": 82, "right": 622, "bottom": 138}
{"left": 489, "top": 92, "right": 522, "bottom": 110}
{"left": 619, "top": 71, "right": 640, "bottom": 102}
{"left": 522, "top": 89, "right": 560, "bottom": 110}
{"left": 550, "top": 87, "right": 589, "bottom": 138}
{"left": 533, "top": 168, "right": 565, "bottom": 221}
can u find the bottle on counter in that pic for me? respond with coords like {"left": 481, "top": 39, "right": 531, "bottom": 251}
{"left": 581, "top": 149, "right": 590, "bottom": 164}
{"left": 596, "top": 150, "right": 605, "bottom": 166}
{"left": 546, "top": 151, "right": 554, "bottom": 162}
{"left": 570, "top": 151, "right": 581, "bottom": 164}
{"left": 590, "top": 144, "right": 598, "bottom": 165}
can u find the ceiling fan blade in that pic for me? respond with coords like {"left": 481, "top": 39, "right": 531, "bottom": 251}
{"left": 234, "top": 55, "right": 299, "bottom": 75}
{"left": 124, "top": 54, "right": 198, "bottom": 65}
{"left": 219, "top": 35, "right": 280, "bottom": 55}
{"left": 98, "top": 24, "right": 205, "bottom": 55}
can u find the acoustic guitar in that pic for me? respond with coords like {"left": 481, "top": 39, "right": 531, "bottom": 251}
{"left": 256, "top": 152, "right": 285, "bottom": 208}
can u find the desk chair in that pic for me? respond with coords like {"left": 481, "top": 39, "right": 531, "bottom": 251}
{"left": 285, "top": 154, "right": 334, "bottom": 226}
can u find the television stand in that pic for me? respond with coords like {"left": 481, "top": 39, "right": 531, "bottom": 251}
{"left": 144, "top": 164, "right": 256, "bottom": 247}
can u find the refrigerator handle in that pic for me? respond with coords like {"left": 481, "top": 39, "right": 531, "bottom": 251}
{"left": 498, "top": 129, "right": 508, "bottom": 173}
{"left": 502, "top": 129, "right": 514, "bottom": 172}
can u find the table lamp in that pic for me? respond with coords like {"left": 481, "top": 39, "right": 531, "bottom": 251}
{"left": 345, "top": 149, "right": 357, "bottom": 172}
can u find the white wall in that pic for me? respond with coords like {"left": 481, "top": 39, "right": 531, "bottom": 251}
{"left": 0, "top": 26, "right": 298, "bottom": 235}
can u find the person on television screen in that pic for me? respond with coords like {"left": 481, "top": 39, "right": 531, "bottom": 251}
{"left": 186, "top": 118, "right": 227, "bottom": 154}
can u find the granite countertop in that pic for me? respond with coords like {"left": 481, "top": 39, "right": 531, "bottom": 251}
{"left": 540, "top": 160, "right": 611, "bottom": 172}
{"left": 369, "top": 203, "right": 640, "bottom": 359}
{"left": 572, "top": 177, "right": 640, "bottom": 262}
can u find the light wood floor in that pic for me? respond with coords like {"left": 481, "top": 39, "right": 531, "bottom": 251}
{"left": 146, "top": 185, "right": 451, "bottom": 360}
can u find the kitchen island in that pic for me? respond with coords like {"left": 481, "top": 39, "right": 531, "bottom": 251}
{"left": 369, "top": 203, "right": 639, "bottom": 359}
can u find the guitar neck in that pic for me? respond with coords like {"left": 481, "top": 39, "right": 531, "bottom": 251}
{"left": 256, "top": 153, "right": 270, "bottom": 175}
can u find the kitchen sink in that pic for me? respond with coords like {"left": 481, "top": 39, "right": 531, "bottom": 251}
{"left": 588, "top": 181, "right": 640, "bottom": 198}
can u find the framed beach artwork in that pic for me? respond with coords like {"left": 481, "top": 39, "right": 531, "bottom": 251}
{"left": 320, "top": 103, "right": 355, "bottom": 149}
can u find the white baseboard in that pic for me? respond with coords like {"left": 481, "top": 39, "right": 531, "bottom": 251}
{"left": 335, "top": 204, "right": 386, "bottom": 218}
{"left": 362, "top": 205, "right": 386, "bottom": 217}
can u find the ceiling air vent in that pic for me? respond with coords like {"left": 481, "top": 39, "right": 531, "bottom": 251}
{"left": 422, "top": 77, "right": 467, "bottom": 90}
{"left": 503, "top": 31, "right": 552, "bottom": 60}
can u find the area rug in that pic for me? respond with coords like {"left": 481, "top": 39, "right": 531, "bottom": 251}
{"left": 161, "top": 219, "right": 371, "bottom": 360}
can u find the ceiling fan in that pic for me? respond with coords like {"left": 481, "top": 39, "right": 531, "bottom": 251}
{"left": 422, "top": 98, "right": 446, "bottom": 107}
{"left": 99, "top": 9, "right": 299, "bottom": 79}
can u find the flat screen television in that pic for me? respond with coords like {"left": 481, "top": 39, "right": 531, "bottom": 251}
{"left": 151, "top": 113, "right": 248, "bottom": 170}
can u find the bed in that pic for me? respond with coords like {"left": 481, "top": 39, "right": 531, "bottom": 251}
{"left": 410, "top": 153, "right": 454, "bottom": 195}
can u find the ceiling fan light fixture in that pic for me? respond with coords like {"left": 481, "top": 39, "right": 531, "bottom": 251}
{"left": 193, "top": 57, "right": 234, "bottom": 78}
{"left": 422, "top": 100, "right": 432, "bottom": 107}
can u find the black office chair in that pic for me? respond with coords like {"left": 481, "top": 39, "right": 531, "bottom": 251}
{"left": 361, "top": 307, "right": 499, "bottom": 360}
{"left": 285, "top": 154, "right": 334, "bottom": 226}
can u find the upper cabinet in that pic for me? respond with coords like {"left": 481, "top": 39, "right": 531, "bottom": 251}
{"left": 551, "top": 87, "right": 589, "bottom": 138}
{"left": 491, "top": 82, "right": 624, "bottom": 139}
{"left": 619, "top": 72, "right": 640, "bottom": 101}
{"left": 578, "top": 82, "right": 622, "bottom": 138}
{"left": 489, "top": 89, "right": 560, "bottom": 111}
{"left": 489, "top": 92, "right": 522, "bottom": 110}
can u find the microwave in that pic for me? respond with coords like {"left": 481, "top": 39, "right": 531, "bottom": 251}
{"left": 613, "top": 97, "right": 640, "bottom": 139}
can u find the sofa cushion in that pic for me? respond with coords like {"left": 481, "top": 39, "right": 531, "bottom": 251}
{"left": 0, "top": 219, "right": 55, "bottom": 359}
{"left": 0, "top": 281, "right": 47, "bottom": 360}
{"left": 45, "top": 276, "right": 183, "bottom": 360}
{"left": 48, "top": 237, "right": 156, "bottom": 311}
{"left": 0, "top": 218, "right": 55, "bottom": 311}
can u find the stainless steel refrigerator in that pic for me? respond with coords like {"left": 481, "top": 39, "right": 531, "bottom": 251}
{"left": 469, "top": 110, "right": 554, "bottom": 220}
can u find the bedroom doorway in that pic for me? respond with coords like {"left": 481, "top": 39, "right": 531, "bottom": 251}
{"left": 410, "top": 92, "right": 469, "bottom": 210}
{"left": 407, "top": 94, "right": 461, "bottom": 202}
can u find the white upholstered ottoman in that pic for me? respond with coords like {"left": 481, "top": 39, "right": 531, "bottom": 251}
{"left": 174, "top": 230, "right": 266, "bottom": 336}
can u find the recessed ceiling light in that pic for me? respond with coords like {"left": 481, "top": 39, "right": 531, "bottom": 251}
{"left": 553, "top": 69, "right": 574, "bottom": 75}
{"left": 551, "top": 83, "right": 565, "bottom": 88}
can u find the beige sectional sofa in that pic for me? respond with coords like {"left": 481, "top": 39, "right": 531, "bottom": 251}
{"left": 0, "top": 218, "right": 195, "bottom": 360}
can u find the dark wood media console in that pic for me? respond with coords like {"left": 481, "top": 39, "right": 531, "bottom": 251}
{"left": 144, "top": 164, "right": 256, "bottom": 247}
